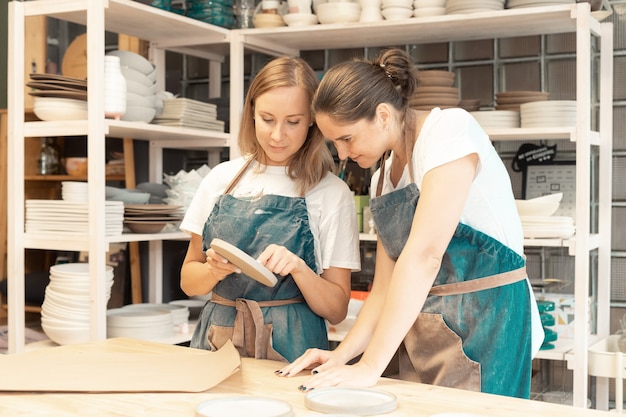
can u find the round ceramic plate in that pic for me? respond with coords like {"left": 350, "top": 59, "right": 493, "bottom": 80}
{"left": 195, "top": 396, "right": 293, "bottom": 417}
{"left": 304, "top": 387, "right": 398, "bottom": 415}
{"left": 210, "top": 238, "right": 278, "bottom": 287}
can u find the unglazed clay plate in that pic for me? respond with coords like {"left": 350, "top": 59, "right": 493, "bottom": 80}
{"left": 304, "top": 387, "right": 398, "bottom": 415}
{"left": 195, "top": 396, "right": 293, "bottom": 417}
{"left": 210, "top": 238, "right": 278, "bottom": 287}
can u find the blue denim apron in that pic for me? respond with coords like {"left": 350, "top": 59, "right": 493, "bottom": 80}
{"left": 370, "top": 156, "right": 532, "bottom": 398}
{"left": 190, "top": 159, "right": 328, "bottom": 362}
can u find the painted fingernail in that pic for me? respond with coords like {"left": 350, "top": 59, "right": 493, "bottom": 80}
{"left": 298, "top": 385, "right": 306, "bottom": 391}
{"left": 274, "top": 370, "right": 282, "bottom": 374}
{"left": 312, "top": 370, "right": 318, "bottom": 375}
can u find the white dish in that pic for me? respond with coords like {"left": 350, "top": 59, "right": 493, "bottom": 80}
{"left": 210, "top": 238, "right": 278, "bottom": 287}
{"left": 305, "top": 387, "right": 397, "bottom": 414}
{"left": 107, "top": 50, "right": 154, "bottom": 75}
{"left": 195, "top": 396, "right": 293, "bottom": 417}
{"left": 282, "top": 13, "right": 319, "bottom": 26}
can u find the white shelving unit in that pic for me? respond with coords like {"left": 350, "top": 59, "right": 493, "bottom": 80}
{"left": 7, "top": 0, "right": 232, "bottom": 353}
{"left": 234, "top": 4, "right": 612, "bottom": 409}
{"left": 6, "top": 0, "right": 612, "bottom": 410}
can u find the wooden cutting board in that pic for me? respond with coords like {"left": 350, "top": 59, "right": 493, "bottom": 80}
{"left": 61, "top": 33, "right": 87, "bottom": 80}
{"left": 0, "top": 338, "right": 241, "bottom": 392}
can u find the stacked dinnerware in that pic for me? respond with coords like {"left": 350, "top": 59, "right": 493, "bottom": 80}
{"left": 507, "top": 0, "right": 575, "bottom": 9}
{"left": 470, "top": 110, "right": 520, "bottom": 129}
{"left": 446, "top": 0, "right": 504, "bottom": 14}
{"left": 107, "top": 50, "right": 158, "bottom": 123}
{"left": 121, "top": 303, "right": 190, "bottom": 333}
{"left": 61, "top": 181, "right": 89, "bottom": 203}
{"left": 40, "top": 263, "right": 114, "bottom": 345}
{"left": 27, "top": 73, "right": 88, "bottom": 121}
{"left": 410, "top": 70, "right": 459, "bottom": 110}
{"left": 124, "top": 204, "right": 185, "bottom": 234}
{"left": 495, "top": 90, "right": 549, "bottom": 111}
{"left": 520, "top": 100, "right": 577, "bottom": 128}
{"left": 107, "top": 306, "right": 175, "bottom": 340}
{"left": 413, "top": 0, "right": 445, "bottom": 17}
{"left": 382, "top": 0, "right": 414, "bottom": 20}
{"left": 152, "top": 98, "right": 225, "bottom": 131}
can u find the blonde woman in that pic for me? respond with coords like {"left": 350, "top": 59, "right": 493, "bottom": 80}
{"left": 180, "top": 56, "right": 360, "bottom": 362}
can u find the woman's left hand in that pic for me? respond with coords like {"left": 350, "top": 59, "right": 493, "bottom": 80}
{"left": 257, "top": 244, "right": 306, "bottom": 276}
{"left": 294, "top": 361, "right": 380, "bottom": 392}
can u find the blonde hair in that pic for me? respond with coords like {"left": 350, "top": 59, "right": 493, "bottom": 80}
{"left": 238, "top": 56, "right": 335, "bottom": 195}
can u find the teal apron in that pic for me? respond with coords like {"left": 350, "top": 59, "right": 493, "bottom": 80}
{"left": 190, "top": 159, "right": 328, "bottom": 363}
{"left": 369, "top": 145, "right": 532, "bottom": 398}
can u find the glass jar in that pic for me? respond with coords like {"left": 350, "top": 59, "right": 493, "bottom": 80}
{"left": 38, "top": 137, "right": 60, "bottom": 175}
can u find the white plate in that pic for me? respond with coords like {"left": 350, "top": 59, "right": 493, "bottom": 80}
{"left": 195, "top": 396, "right": 293, "bottom": 417}
{"left": 304, "top": 387, "right": 397, "bottom": 415}
{"left": 210, "top": 238, "right": 278, "bottom": 287}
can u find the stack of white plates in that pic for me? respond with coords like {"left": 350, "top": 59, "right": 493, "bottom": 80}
{"left": 495, "top": 90, "right": 549, "bottom": 111}
{"left": 41, "top": 263, "right": 114, "bottom": 345}
{"left": 446, "top": 0, "right": 505, "bottom": 14}
{"left": 470, "top": 110, "right": 520, "bottom": 128}
{"left": 520, "top": 100, "right": 577, "bottom": 128}
{"left": 107, "top": 50, "right": 158, "bottom": 123}
{"left": 61, "top": 181, "right": 88, "bottom": 203}
{"left": 521, "top": 215, "right": 575, "bottom": 238}
{"left": 107, "top": 306, "right": 174, "bottom": 340}
{"left": 25, "top": 199, "right": 125, "bottom": 237}
{"left": 152, "top": 98, "right": 225, "bottom": 131}
{"left": 507, "top": 0, "right": 575, "bottom": 9}
{"left": 121, "top": 303, "right": 189, "bottom": 327}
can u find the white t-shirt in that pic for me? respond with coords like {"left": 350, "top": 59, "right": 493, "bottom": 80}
{"left": 180, "top": 156, "right": 361, "bottom": 274}
{"left": 371, "top": 107, "right": 543, "bottom": 356}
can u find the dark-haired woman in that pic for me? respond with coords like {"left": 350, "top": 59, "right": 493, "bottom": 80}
{"left": 277, "top": 48, "right": 543, "bottom": 398}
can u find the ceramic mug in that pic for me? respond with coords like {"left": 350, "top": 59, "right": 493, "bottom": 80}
{"left": 288, "top": 0, "right": 312, "bottom": 13}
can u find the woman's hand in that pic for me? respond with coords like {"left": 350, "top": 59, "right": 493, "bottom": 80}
{"left": 276, "top": 348, "right": 379, "bottom": 391}
{"left": 205, "top": 247, "right": 241, "bottom": 280}
{"left": 258, "top": 244, "right": 306, "bottom": 276}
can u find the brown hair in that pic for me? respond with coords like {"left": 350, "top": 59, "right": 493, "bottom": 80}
{"left": 238, "top": 56, "right": 335, "bottom": 195}
{"left": 312, "top": 48, "right": 419, "bottom": 123}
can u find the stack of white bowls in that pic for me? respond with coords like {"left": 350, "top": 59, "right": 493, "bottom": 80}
{"left": 40, "top": 263, "right": 114, "bottom": 345}
{"left": 121, "top": 303, "right": 190, "bottom": 333}
{"left": 381, "top": 0, "right": 413, "bottom": 19}
{"left": 413, "top": 0, "right": 445, "bottom": 17}
{"left": 107, "top": 50, "right": 158, "bottom": 123}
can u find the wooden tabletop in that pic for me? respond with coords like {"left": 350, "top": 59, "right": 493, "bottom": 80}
{"left": 0, "top": 357, "right": 612, "bottom": 416}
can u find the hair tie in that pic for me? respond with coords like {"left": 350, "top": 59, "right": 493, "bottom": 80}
{"left": 379, "top": 63, "right": 393, "bottom": 80}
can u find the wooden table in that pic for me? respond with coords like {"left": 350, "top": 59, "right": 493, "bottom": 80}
{"left": 0, "top": 357, "right": 612, "bottom": 416}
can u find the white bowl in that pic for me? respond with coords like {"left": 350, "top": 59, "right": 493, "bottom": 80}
{"left": 283, "top": 12, "right": 319, "bottom": 26}
{"left": 382, "top": 5, "right": 413, "bottom": 19}
{"left": 33, "top": 96, "right": 88, "bottom": 121}
{"left": 413, "top": 0, "right": 445, "bottom": 7}
{"left": 120, "top": 66, "right": 155, "bottom": 87}
{"left": 126, "top": 92, "right": 155, "bottom": 108}
{"left": 253, "top": 13, "right": 286, "bottom": 27}
{"left": 382, "top": 0, "right": 413, "bottom": 8}
{"left": 121, "top": 105, "right": 157, "bottom": 123}
{"left": 413, "top": 6, "right": 445, "bottom": 16}
{"left": 515, "top": 193, "right": 562, "bottom": 217}
{"left": 315, "top": 2, "right": 361, "bottom": 23}
{"left": 107, "top": 50, "right": 154, "bottom": 75}
{"left": 126, "top": 79, "right": 156, "bottom": 97}
{"left": 41, "top": 322, "right": 90, "bottom": 345}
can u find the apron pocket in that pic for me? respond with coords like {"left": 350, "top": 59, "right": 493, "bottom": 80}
{"left": 400, "top": 312, "right": 481, "bottom": 392}
{"left": 207, "top": 324, "right": 235, "bottom": 352}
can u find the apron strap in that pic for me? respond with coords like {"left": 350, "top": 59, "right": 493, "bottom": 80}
{"left": 428, "top": 266, "right": 527, "bottom": 297}
{"left": 224, "top": 157, "right": 255, "bottom": 195}
{"left": 211, "top": 293, "right": 305, "bottom": 359}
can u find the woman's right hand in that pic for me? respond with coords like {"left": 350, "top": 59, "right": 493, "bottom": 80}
{"left": 205, "top": 247, "right": 241, "bottom": 281}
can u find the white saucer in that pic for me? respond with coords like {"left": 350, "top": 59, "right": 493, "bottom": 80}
{"left": 210, "top": 238, "right": 278, "bottom": 287}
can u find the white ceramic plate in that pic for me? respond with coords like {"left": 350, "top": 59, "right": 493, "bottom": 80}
{"left": 210, "top": 238, "right": 278, "bottom": 287}
{"left": 195, "top": 396, "right": 293, "bottom": 417}
{"left": 304, "top": 387, "right": 398, "bottom": 415}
